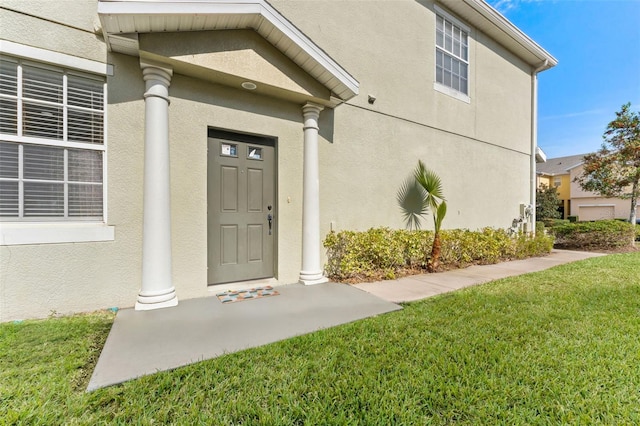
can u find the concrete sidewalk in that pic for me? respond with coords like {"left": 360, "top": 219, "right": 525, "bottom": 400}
{"left": 353, "top": 249, "right": 605, "bottom": 303}
{"left": 88, "top": 249, "right": 602, "bottom": 391}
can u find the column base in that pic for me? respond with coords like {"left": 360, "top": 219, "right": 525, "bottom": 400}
{"left": 299, "top": 271, "right": 329, "bottom": 285}
{"left": 135, "top": 287, "right": 178, "bottom": 311}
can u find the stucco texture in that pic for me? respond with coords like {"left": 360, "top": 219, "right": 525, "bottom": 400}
{"left": 1, "top": 0, "right": 539, "bottom": 321}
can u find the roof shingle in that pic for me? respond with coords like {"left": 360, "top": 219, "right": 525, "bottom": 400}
{"left": 537, "top": 153, "right": 588, "bottom": 175}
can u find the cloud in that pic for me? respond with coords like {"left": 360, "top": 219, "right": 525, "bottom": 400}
{"left": 486, "top": 0, "right": 547, "bottom": 15}
{"left": 540, "top": 109, "right": 606, "bottom": 121}
{"left": 488, "top": 0, "right": 518, "bottom": 14}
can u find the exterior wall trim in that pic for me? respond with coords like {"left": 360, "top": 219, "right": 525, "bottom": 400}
{"left": 0, "top": 41, "right": 113, "bottom": 245}
{"left": 97, "top": 0, "right": 358, "bottom": 100}
{"left": 0, "top": 223, "right": 115, "bottom": 245}
{"left": 0, "top": 40, "right": 113, "bottom": 76}
{"left": 434, "top": 83, "right": 471, "bottom": 103}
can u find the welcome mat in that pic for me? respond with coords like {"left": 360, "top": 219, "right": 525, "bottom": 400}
{"left": 216, "top": 286, "right": 280, "bottom": 304}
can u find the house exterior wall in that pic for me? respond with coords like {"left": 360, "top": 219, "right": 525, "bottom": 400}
{"left": 536, "top": 173, "right": 571, "bottom": 219}
{"left": 555, "top": 175, "right": 571, "bottom": 201}
{"left": 0, "top": 1, "right": 124, "bottom": 321}
{"left": 537, "top": 175, "right": 552, "bottom": 188}
{"left": 569, "top": 165, "right": 636, "bottom": 220}
{"left": 272, "top": 0, "right": 533, "bottom": 232}
{"left": 555, "top": 174, "right": 571, "bottom": 219}
{"left": 1, "top": 0, "right": 540, "bottom": 321}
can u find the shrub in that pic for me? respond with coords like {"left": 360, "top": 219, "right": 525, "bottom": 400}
{"left": 552, "top": 220, "right": 635, "bottom": 250}
{"left": 324, "top": 227, "right": 554, "bottom": 283}
{"left": 324, "top": 228, "right": 423, "bottom": 281}
{"left": 543, "top": 218, "right": 570, "bottom": 228}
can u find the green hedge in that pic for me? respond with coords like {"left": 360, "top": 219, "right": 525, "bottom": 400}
{"left": 324, "top": 227, "right": 554, "bottom": 283}
{"left": 552, "top": 220, "right": 635, "bottom": 250}
{"left": 543, "top": 218, "right": 570, "bottom": 228}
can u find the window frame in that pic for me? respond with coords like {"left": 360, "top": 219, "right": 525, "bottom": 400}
{"left": 0, "top": 41, "right": 114, "bottom": 245}
{"left": 434, "top": 5, "right": 471, "bottom": 103}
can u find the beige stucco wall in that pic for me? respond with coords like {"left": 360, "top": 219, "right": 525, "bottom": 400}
{"left": 0, "top": 0, "right": 105, "bottom": 63}
{"left": 271, "top": 0, "right": 533, "bottom": 233}
{"left": 0, "top": 1, "right": 125, "bottom": 321}
{"left": 270, "top": 0, "right": 533, "bottom": 154}
{"left": 571, "top": 199, "right": 627, "bottom": 221}
{"left": 569, "top": 166, "right": 636, "bottom": 220}
{"left": 1, "top": 0, "right": 538, "bottom": 321}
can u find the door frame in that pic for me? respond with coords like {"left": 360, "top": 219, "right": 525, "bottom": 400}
{"left": 207, "top": 127, "right": 278, "bottom": 285}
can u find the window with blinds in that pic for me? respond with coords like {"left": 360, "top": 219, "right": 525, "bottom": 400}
{"left": 0, "top": 56, "right": 105, "bottom": 221}
{"left": 435, "top": 12, "right": 469, "bottom": 95}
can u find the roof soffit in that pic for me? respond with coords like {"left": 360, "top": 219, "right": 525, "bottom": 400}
{"left": 97, "top": 0, "right": 359, "bottom": 101}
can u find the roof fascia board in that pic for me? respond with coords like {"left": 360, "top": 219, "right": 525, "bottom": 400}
{"left": 98, "top": 0, "right": 263, "bottom": 16}
{"left": 97, "top": 0, "right": 359, "bottom": 99}
{"left": 257, "top": 1, "right": 359, "bottom": 94}
{"left": 439, "top": 0, "right": 557, "bottom": 69}
{"left": 464, "top": 0, "right": 557, "bottom": 68}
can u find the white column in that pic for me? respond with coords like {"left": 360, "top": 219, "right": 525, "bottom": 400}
{"left": 135, "top": 61, "right": 178, "bottom": 310}
{"left": 299, "top": 103, "right": 328, "bottom": 285}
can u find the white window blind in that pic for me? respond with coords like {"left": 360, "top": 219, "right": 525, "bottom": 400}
{"left": 435, "top": 13, "right": 469, "bottom": 95}
{"left": 0, "top": 56, "right": 105, "bottom": 221}
{"left": 0, "top": 59, "right": 18, "bottom": 135}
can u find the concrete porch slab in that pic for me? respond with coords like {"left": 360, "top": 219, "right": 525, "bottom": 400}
{"left": 88, "top": 282, "right": 401, "bottom": 391}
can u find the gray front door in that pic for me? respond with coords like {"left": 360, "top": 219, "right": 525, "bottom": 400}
{"left": 207, "top": 136, "right": 275, "bottom": 285}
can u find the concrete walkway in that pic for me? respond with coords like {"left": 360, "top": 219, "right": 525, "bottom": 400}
{"left": 88, "top": 249, "right": 602, "bottom": 391}
{"left": 353, "top": 249, "right": 605, "bottom": 303}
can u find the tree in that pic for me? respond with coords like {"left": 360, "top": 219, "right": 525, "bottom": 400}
{"left": 574, "top": 102, "right": 640, "bottom": 231}
{"left": 397, "top": 161, "right": 447, "bottom": 272}
{"left": 536, "top": 183, "right": 562, "bottom": 220}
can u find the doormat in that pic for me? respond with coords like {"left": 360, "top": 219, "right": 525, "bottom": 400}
{"left": 216, "top": 286, "right": 280, "bottom": 304}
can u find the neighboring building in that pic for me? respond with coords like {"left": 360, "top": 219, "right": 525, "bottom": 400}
{"left": 537, "top": 154, "right": 637, "bottom": 221}
{"left": 536, "top": 153, "right": 584, "bottom": 219}
{"left": 0, "top": 0, "right": 556, "bottom": 321}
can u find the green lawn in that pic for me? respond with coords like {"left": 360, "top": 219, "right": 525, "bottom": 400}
{"left": 2, "top": 253, "right": 640, "bottom": 425}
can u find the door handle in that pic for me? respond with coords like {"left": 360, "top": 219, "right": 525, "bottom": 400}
{"left": 267, "top": 213, "right": 273, "bottom": 235}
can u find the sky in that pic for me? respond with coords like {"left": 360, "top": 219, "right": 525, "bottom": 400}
{"left": 485, "top": 0, "right": 640, "bottom": 159}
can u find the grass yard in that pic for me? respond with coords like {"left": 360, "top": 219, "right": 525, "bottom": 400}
{"left": 2, "top": 253, "right": 640, "bottom": 425}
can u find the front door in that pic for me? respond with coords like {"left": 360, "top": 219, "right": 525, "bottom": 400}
{"left": 207, "top": 135, "right": 275, "bottom": 285}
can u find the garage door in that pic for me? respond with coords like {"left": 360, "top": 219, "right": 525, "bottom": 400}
{"left": 578, "top": 205, "right": 615, "bottom": 221}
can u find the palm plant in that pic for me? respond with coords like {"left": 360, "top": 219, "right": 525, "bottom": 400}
{"left": 397, "top": 160, "right": 447, "bottom": 272}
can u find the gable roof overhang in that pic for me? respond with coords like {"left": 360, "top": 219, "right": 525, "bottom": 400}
{"left": 438, "top": 0, "right": 557, "bottom": 71}
{"left": 97, "top": 0, "right": 359, "bottom": 102}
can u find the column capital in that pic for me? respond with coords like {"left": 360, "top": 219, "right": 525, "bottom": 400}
{"left": 140, "top": 60, "right": 173, "bottom": 103}
{"left": 302, "top": 102, "right": 324, "bottom": 131}
{"left": 302, "top": 102, "right": 324, "bottom": 116}
{"left": 141, "top": 59, "right": 173, "bottom": 85}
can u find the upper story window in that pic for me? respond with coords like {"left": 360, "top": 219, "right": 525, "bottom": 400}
{"left": 554, "top": 176, "right": 562, "bottom": 187}
{"left": 435, "top": 7, "right": 470, "bottom": 100}
{"left": 0, "top": 56, "right": 105, "bottom": 221}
